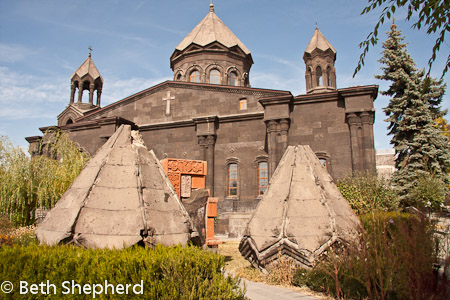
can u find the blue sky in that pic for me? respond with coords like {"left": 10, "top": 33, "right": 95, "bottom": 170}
{"left": 1, "top": 0, "right": 449, "bottom": 150}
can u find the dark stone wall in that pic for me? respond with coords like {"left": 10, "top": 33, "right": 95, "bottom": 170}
{"left": 289, "top": 97, "right": 352, "bottom": 179}
{"left": 68, "top": 128, "right": 107, "bottom": 155}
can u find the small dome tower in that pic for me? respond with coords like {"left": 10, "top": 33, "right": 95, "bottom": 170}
{"left": 170, "top": 1, "right": 253, "bottom": 87}
{"left": 303, "top": 28, "right": 336, "bottom": 94}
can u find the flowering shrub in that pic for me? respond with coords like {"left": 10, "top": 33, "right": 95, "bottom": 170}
{"left": 0, "top": 216, "right": 36, "bottom": 246}
{"left": 0, "top": 235, "right": 13, "bottom": 247}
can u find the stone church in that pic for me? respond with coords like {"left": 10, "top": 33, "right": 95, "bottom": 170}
{"left": 27, "top": 3, "right": 378, "bottom": 237}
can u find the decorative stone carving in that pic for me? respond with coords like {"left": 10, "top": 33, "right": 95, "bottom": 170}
{"left": 161, "top": 158, "right": 207, "bottom": 199}
{"left": 181, "top": 175, "right": 192, "bottom": 198}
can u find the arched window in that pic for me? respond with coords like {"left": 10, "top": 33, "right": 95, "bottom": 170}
{"left": 228, "top": 163, "right": 238, "bottom": 196}
{"left": 209, "top": 69, "right": 221, "bottom": 84}
{"left": 189, "top": 70, "right": 200, "bottom": 83}
{"left": 229, "top": 71, "right": 238, "bottom": 86}
{"left": 327, "top": 66, "right": 332, "bottom": 87}
{"left": 316, "top": 66, "right": 323, "bottom": 86}
{"left": 66, "top": 119, "right": 73, "bottom": 125}
{"left": 176, "top": 73, "right": 182, "bottom": 81}
{"left": 258, "top": 161, "right": 268, "bottom": 195}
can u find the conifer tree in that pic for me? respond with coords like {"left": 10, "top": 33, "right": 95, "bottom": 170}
{"left": 376, "top": 23, "right": 450, "bottom": 207}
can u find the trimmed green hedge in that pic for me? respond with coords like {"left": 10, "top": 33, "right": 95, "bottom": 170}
{"left": 0, "top": 245, "right": 245, "bottom": 299}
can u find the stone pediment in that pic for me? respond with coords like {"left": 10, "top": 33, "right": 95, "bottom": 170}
{"left": 75, "top": 81, "right": 291, "bottom": 123}
{"left": 57, "top": 104, "right": 99, "bottom": 126}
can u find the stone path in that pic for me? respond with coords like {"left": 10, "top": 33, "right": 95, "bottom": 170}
{"left": 241, "top": 279, "right": 318, "bottom": 300}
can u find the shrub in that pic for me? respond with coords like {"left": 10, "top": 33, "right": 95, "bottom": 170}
{"left": 337, "top": 171, "right": 399, "bottom": 215}
{"left": 0, "top": 245, "right": 246, "bottom": 299}
{"left": 266, "top": 251, "right": 296, "bottom": 285}
{"left": 293, "top": 212, "right": 447, "bottom": 299}
{"left": 409, "top": 174, "right": 448, "bottom": 210}
{"left": 0, "top": 215, "right": 13, "bottom": 235}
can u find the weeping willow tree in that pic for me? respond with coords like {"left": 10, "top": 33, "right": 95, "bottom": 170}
{"left": 0, "top": 131, "right": 89, "bottom": 226}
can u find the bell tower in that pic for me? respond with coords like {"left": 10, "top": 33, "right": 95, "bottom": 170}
{"left": 57, "top": 48, "right": 103, "bottom": 126}
{"left": 303, "top": 27, "right": 336, "bottom": 94}
{"left": 70, "top": 47, "right": 103, "bottom": 108}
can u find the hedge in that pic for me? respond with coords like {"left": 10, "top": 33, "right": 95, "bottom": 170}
{"left": 0, "top": 244, "right": 245, "bottom": 299}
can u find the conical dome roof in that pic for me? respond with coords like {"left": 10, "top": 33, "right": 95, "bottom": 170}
{"left": 239, "top": 145, "right": 359, "bottom": 269}
{"left": 71, "top": 55, "right": 103, "bottom": 81}
{"left": 305, "top": 28, "right": 336, "bottom": 54}
{"left": 36, "top": 125, "right": 198, "bottom": 249}
{"left": 175, "top": 4, "right": 250, "bottom": 55}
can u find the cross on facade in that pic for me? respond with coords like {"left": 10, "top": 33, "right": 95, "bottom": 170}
{"left": 88, "top": 46, "right": 93, "bottom": 57}
{"left": 162, "top": 91, "right": 175, "bottom": 115}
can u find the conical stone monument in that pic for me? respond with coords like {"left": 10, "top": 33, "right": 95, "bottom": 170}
{"left": 239, "top": 145, "right": 360, "bottom": 269}
{"left": 36, "top": 125, "right": 199, "bottom": 248}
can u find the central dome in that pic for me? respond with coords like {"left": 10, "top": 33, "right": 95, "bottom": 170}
{"left": 170, "top": 3, "right": 253, "bottom": 87}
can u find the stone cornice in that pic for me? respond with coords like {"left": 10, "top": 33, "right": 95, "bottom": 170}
{"left": 170, "top": 43, "right": 253, "bottom": 69}
{"left": 259, "top": 94, "right": 293, "bottom": 107}
{"left": 24, "top": 136, "right": 42, "bottom": 143}
{"left": 293, "top": 90, "right": 339, "bottom": 104}
{"left": 139, "top": 112, "right": 264, "bottom": 131}
{"left": 41, "top": 117, "right": 137, "bottom": 133}
{"left": 338, "top": 85, "right": 379, "bottom": 99}
{"left": 293, "top": 85, "right": 379, "bottom": 105}
{"left": 77, "top": 81, "right": 290, "bottom": 122}
{"left": 219, "top": 112, "right": 264, "bottom": 123}
{"left": 139, "top": 120, "right": 195, "bottom": 131}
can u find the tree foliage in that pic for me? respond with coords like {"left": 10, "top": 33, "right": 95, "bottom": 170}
{"left": 355, "top": 0, "right": 450, "bottom": 78}
{"left": 377, "top": 22, "right": 450, "bottom": 206}
{"left": 0, "top": 131, "right": 89, "bottom": 225}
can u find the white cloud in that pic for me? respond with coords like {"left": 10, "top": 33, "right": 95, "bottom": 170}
{"left": 0, "top": 66, "right": 68, "bottom": 105}
{"left": 0, "top": 107, "right": 54, "bottom": 120}
{"left": 0, "top": 43, "right": 38, "bottom": 63}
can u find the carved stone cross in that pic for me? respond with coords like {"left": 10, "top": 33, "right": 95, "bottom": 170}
{"left": 162, "top": 91, "right": 175, "bottom": 115}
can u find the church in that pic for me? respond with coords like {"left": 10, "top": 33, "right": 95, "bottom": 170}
{"left": 26, "top": 2, "right": 378, "bottom": 237}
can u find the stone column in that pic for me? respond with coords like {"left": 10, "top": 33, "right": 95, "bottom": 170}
{"left": 77, "top": 84, "right": 83, "bottom": 103}
{"left": 311, "top": 70, "right": 317, "bottom": 89}
{"left": 89, "top": 83, "right": 95, "bottom": 105}
{"left": 205, "top": 135, "right": 216, "bottom": 195}
{"left": 347, "top": 113, "right": 362, "bottom": 172}
{"left": 266, "top": 120, "right": 279, "bottom": 178}
{"left": 96, "top": 89, "right": 102, "bottom": 107}
{"left": 279, "top": 119, "right": 290, "bottom": 162}
{"left": 361, "top": 111, "right": 376, "bottom": 171}
{"left": 70, "top": 84, "right": 75, "bottom": 104}
{"left": 198, "top": 135, "right": 215, "bottom": 196}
